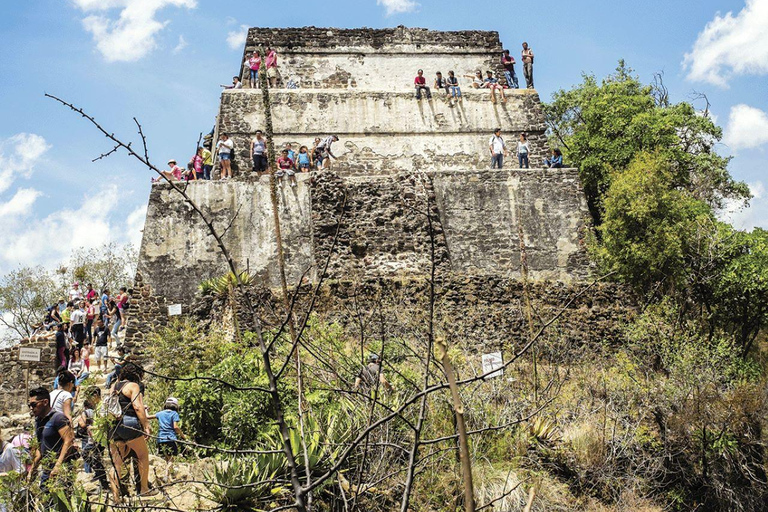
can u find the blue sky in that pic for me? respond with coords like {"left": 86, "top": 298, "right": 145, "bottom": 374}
{"left": 0, "top": 0, "right": 766, "bottom": 277}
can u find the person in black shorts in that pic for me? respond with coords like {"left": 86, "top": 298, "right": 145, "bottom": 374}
{"left": 149, "top": 397, "right": 185, "bottom": 482}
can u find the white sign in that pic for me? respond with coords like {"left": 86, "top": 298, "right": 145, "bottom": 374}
{"left": 167, "top": 304, "right": 182, "bottom": 316}
{"left": 481, "top": 352, "right": 504, "bottom": 379}
{"left": 18, "top": 347, "right": 41, "bottom": 362}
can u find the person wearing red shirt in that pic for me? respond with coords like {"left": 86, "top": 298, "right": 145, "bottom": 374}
{"left": 265, "top": 47, "right": 279, "bottom": 88}
{"left": 275, "top": 149, "right": 297, "bottom": 187}
{"left": 414, "top": 69, "right": 431, "bottom": 100}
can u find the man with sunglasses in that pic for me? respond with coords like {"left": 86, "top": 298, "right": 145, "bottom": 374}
{"left": 27, "top": 387, "right": 75, "bottom": 486}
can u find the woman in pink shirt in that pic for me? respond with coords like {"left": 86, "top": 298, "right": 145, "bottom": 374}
{"left": 246, "top": 52, "right": 261, "bottom": 88}
{"left": 155, "top": 159, "right": 183, "bottom": 182}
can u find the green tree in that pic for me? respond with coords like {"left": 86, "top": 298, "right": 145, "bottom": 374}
{"left": 596, "top": 151, "right": 714, "bottom": 293}
{"left": 0, "top": 266, "right": 57, "bottom": 343}
{"left": 544, "top": 61, "right": 748, "bottom": 225}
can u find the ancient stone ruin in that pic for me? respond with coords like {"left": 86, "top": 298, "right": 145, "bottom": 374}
{"left": 136, "top": 26, "right": 591, "bottom": 311}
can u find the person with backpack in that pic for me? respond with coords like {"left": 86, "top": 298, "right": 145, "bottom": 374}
{"left": 489, "top": 128, "right": 507, "bottom": 169}
{"left": 107, "top": 362, "right": 155, "bottom": 499}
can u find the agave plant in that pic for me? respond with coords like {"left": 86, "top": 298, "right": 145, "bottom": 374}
{"left": 204, "top": 457, "right": 286, "bottom": 511}
{"left": 198, "top": 270, "right": 255, "bottom": 297}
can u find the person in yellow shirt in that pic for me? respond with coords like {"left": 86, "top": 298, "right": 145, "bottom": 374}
{"left": 200, "top": 146, "right": 213, "bottom": 180}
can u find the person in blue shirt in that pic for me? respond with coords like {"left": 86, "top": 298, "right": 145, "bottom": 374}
{"left": 544, "top": 148, "right": 564, "bottom": 169}
{"left": 149, "top": 397, "right": 185, "bottom": 483}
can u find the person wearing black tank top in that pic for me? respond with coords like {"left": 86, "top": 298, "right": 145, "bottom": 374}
{"left": 107, "top": 362, "right": 156, "bottom": 500}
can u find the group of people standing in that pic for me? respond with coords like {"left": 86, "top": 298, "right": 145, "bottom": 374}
{"left": 489, "top": 128, "right": 563, "bottom": 169}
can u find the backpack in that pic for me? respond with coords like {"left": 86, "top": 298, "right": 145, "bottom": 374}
{"left": 104, "top": 386, "right": 125, "bottom": 420}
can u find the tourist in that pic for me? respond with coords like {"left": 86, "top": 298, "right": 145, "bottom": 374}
{"left": 544, "top": 148, "right": 564, "bottom": 168}
{"left": 108, "top": 362, "right": 156, "bottom": 499}
{"left": 46, "top": 302, "right": 62, "bottom": 328}
{"left": 0, "top": 433, "right": 23, "bottom": 477}
{"left": 183, "top": 162, "right": 198, "bottom": 181}
{"left": 311, "top": 138, "right": 323, "bottom": 169}
{"left": 93, "top": 319, "right": 110, "bottom": 371}
{"left": 489, "top": 128, "right": 506, "bottom": 169}
{"left": 297, "top": 145, "right": 312, "bottom": 172}
{"left": 265, "top": 47, "right": 279, "bottom": 88}
{"left": 316, "top": 135, "right": 339, "bottom": 170}
{"left": 447, "top": 71, "right": 461, "bottom": 103}
{"left": 483, "top": 71, "right": 506, "bottom": 103}
{"left": 217, "top": 133, "right": 234, "bottom": 180}
{"left": 189, "top": 149, "right": 203, "bottom": 180}
{"left": 85, "top": 299, "right": 96, "bottom": 343}
{"left": 71, "top": 301, "right": 86, "bottom": 349}
{"left": 200, "top": 146, "right": 213, "bottom": 180}
{"left": 501, "top": 50, "right": 520, "bottom": 89}
{"left": 414, "top": 69, "right": 432, "bottom": 100}
{"left": 105, "top": 346, "right": 127, "bottom": 389}
{"left": 522, "top": 42, "right": 534, "bottom": 89}
{"left": 148, "top": 396, "right": 186, "bottom": 483}
{"left": 85, "top": 283, "right": 97, "bottom": 303}
{"left": 100, "top": 288, "right": 110, "bottom": 325}
{"left": 164, "top": 159, "right": 184, "bottom": 181}
{"left": 69, "top": 347, "right": 90, "bottom": 387}
{"left": 68, "top": 282, "right": 82, "bottom": 303}
{"left": 82, "top": 340, "right": 91, "bottom": 371}
{"left": 61, "top": 303, "right": 73, "bottom": 330}
{"left": 276, "top": 149, "right": 297, "bottom": 188}
{"left": 221, "top": 76, "right": 242, "bottom": 89}
{"left": 251, "top": 130, "right": 268, "bottom": 175}
{"left": 77, "top": 387, "right": 108, "bottom": 488}
{"left": 49, "top": 370, "right": 75, "bottom": 423}
{"left": 116, "top": 287, "right": 130, "bottom": 330}
{"left": 246, "top": 51, "right": 261, "bottom": 88}
{"left": 517, "top": 133, "right": 530, "bottom": 168}
{"left": 434, "top": 72, "right": 449, "bottom": 94}
{"left": 28, "top": 387, "right": 75, "bottom": 487}
{"left": 464, "top": 70, "right": 484, "bottom": 88}
{"left": 285, "top": 143, "right": 297, "bottom": 168}
{"left": 108, "top": 299, "right": 121, "bottom": 345}
{"left": 55, "top": 322, "right": 69, "bottom": 369}
{"left": 354, "top": 354, "right": 393, "bottom": 392}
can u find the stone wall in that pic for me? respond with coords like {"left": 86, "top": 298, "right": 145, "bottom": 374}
{"left": 220, "top": 89, "right": 549, "bottom": 176}
{"left": 137, "top": 168, "right": 590, "bottom": 306}
{"left": 0, "top": 335, "right": 57, "bottom": 413}
{"left": 239, "top": 27, "right": 506, "bottom": 90}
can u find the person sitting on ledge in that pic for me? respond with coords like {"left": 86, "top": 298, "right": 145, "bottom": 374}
{"left": 221, "top": 76, "right": 242, "bottom": 89}
{"left": 414, "top": 69, "right": 431, "bottom": 100}
{"left": 464, "top": 70, "right": 484, "bottom": 89}
{"left": 155, "top": 159, "right": 183, "bottom": 182}
{"left": 434, "top": 72, "right": 449, "bottom": 94}
{"left": 544, "top": 148, "right": 564, "bottom": 168}
{"left": 483, "top": 70, "right": 506, "bottom": 104}
{"left": 275, "top": 149, "right": 297, "bottom": 188}
{"left": 446, "top": 71, "right": 461, "bottom": 104}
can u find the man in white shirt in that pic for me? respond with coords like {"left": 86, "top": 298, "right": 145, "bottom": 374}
{"left": 489, "top": 128, "right": 506, "bottom": 169}
{"left": 316, "top": 135, "right": 339, "bottom": 170}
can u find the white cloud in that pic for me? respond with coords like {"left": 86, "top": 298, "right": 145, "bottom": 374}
{"left": 683, "top": 0, "right": 768, "bottom": 87}
{"left": 72, "top": 0, "right": 197, "bottom": 62}
{"left": 0, "top": 133, "right": 51, "bottom": 194}
{"left": 0, "top": 188, "right": 42, "bottom": 217}
{"left": 226, "top": 24, "right": 248, "bottom": 50}
{"left": 377, "top": 0, "right": 419, "bottom": 15}
{"left": 723, "top": 104, "right": 768, "bottom": 151}
{"left": 172, "top": 34, "right": 187, "bottom": 54}
{"left": 720, "top": 181, "right": 767, "bottom": 230}
{"left": 125, "top": 204, "right": 148, "bottom": 248}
